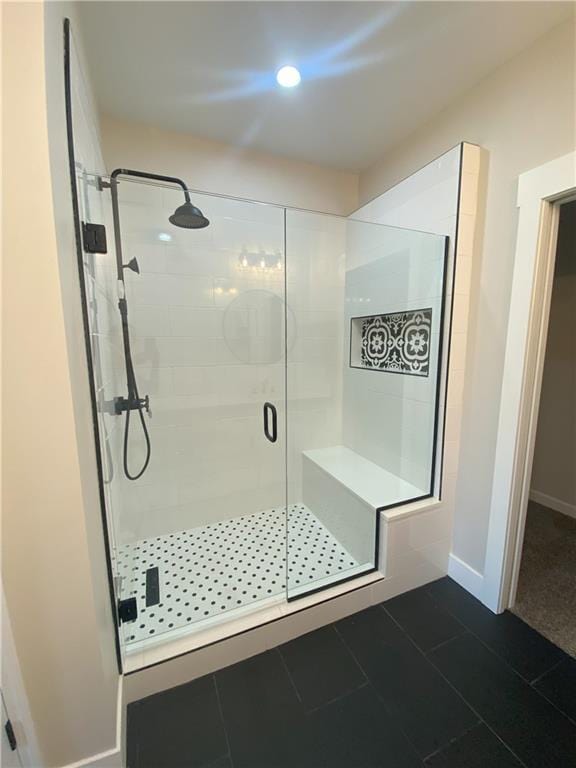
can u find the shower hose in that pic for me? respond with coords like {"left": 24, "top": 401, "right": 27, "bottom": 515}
{"left": 118, "top": 296, "right": 151, "bottom": 480}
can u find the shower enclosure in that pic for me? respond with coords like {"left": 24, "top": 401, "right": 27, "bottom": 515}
{"left": 78, "top": 172, "right": 447, "bottom": 662}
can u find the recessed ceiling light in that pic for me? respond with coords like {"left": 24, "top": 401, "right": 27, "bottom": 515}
{"left": 276, "top": 65, "right": 301, "bottom": 88}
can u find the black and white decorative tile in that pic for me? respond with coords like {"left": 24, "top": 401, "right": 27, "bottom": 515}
{"left": 115, "top": 505, "right": 359, "bottom": 646}
{"left": 352, "top": 308, "right": 432, "bottom": 376}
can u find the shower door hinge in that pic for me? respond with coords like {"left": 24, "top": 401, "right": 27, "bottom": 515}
{"left": 82, "top": 222, "right": 108, "bottom": 254}
{"left": 118, "top": 597, "right": 138, "bottom": 624}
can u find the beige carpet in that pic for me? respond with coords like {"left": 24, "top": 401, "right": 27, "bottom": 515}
{"left": 512, "top": 501, "right": 576, "bottom": 658}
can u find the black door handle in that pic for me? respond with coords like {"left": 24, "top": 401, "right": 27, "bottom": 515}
{"left": 263, "top": 402, "right": 278, "bottom": 443}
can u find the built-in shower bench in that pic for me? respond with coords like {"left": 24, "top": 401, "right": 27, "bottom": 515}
{"left": 300, "top": 445, "right": 430, "bottom": 573}
{"left": 302, "top": 445, "right": 426, "bottom": 512}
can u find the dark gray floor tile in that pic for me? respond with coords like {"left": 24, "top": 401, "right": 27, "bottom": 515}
{"left": 127, "top": 707, "right": 138, "bottom": 768}
{"left": 127, "top": 674, "right": 228, "bottom": 768}
{"left": 336, "top": 606, "right": 478, "bottom": 758}
{"left": 430, "top": 633, "right": 576, "bottom": 768}
{"left": 384, "top": 585, "right": 466, "bottom": 652}
{"left": 308, "top": 685, "right": 424, "bottom": 767}
{"left": 205, "top": 757, "right": 232, "bottom": 768}
{"left": 534, "top": 657, "right": 576, "bottom": 723}
{"left": 426, "top": 578, "right": 566, "bottom": 682}
{"left": 279, "top": 625, "right": 366, "bottom": 710}
{"left": 215, "top": 649, "right": 313, "bottom": 768}
{"left": 425, "top": 723, "right": 523, "bottom": 767}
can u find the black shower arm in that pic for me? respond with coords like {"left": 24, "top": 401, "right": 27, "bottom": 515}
{"left": 110, "top": 168, "right": 191, "bottom": 203}
{"left": 108, "top": 167, "right": 191, "bottom": 282}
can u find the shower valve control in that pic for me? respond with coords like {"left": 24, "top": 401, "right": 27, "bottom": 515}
{"left": 82, "top": 222, "right": 108, "bottom": 254}
{"left": 114, "top": 394, "right": 150, "bottom": 416}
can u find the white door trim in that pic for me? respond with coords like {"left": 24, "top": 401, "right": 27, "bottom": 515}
{"left": 482, "top": 151, "right": 576, "bottom": 613}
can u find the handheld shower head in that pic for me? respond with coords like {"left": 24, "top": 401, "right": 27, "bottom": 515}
{"left": 169, "top": 200, "right": 210, "bottom": 229}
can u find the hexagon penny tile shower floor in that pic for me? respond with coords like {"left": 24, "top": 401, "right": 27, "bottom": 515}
{"left": 115, "top": 505, "right": 365, "bottom": 648}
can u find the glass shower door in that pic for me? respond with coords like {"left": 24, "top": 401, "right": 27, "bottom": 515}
{"left": 106, "top": 182, "right": 288, "bottom": 647}
{"left": 285, "top": 210, "right": 448, "bottom": 600}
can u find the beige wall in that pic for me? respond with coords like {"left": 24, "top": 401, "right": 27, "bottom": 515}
{"left": 101, "top": 115, "right": 358, "bottom": 215}
{"left": 2, "top": 3, "right": 119, "bottom": 766}
{"left": 359, "top": 19, "right": 576, "bottom": 573}
{"left": 531, "top": 202, "right": 576, "bottom": 511}
{"left": 2, "top": 8, "right": 574, "bottom": 767}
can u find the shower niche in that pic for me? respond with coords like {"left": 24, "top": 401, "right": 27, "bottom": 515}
{"left": 349, "top": 308, "right": 433, "bottom": 376}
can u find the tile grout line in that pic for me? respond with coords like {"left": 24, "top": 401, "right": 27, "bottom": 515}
{"left": 379, "top": 604, "right": 530, "bottom": 768}
{"left": 423, "top": 581, "right": 567, "bottom": 689}
{"left": 529, "top": 659, "right": 576, "bottom": 727}
{"left": 278, "top": 627, "right": 371, "bottom": 714}
{"left": 332, "top": 621, "right": 425, "bottom": 762}
{"left": 420, "top": 721, "right": 484, "bottom": 765}
{"left": 336, "top": 629, "right": 371, "bottom": 688}
{"left": 424, "top": 580, "right": 576, "bottom": 727}
{"left": 421, "top": 627, "right": 468, "bottom": 656}
{"left": 275, "top": 646, "right": 303, "bottom": 705}
{"left": 212, "top": 672, "right": 234, "bottom": 768}
{"left": 311, "top": 625, "right": 371, "bottom": 689}
{"left": 529, "top": 657, "right": 565, "bottom": 687}
{"left": 537, "top": 693, "right": 576, "bottom": 729}
{"left": 304, "top": 680, "right": 371, "bottom": 715}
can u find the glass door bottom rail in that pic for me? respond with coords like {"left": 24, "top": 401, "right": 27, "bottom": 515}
{"left": 115, "top": 504, "right": 367, "bottom": 646}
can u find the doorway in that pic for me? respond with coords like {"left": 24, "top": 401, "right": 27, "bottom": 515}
{"left": 511, "top": 200, "right": 576, "bottom": 656}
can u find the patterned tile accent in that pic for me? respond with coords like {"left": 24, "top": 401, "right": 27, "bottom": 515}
{"left": 115, "top": 505, "right": 360, "bottom": 647}
{"left": 357, "top": 308, "right": 432, "bottom": 376}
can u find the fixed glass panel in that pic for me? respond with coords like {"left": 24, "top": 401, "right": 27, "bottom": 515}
{"left": 285, "top": 210, "right": 447, "bottom": 599}
{"left": 106, "top": 182, "right": 287, "bottom": 649}
{"left": 78, "top": 170, "right": 132, "bottom": 660}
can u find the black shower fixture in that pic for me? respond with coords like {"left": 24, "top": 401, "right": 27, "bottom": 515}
{"left": 107, "top": 168, "right": 210, "bottom": 480}
{"left": 111, "top": 168, "right": 209, "bottom": 231}
{"left": 169, "top": 200, "right": 210, "bottom": 229}
{"left": 123, "top": 257, "right": 140, "bottom": 274}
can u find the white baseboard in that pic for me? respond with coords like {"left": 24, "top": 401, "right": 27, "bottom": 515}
{"left": 448, "top": 553, "right": 484, "bottom": 600}
{"left": 529, "top": 490, "right": 576, "bottom": 520}
{"left": 60, "top": 678, "right": 123, "bottom": 768}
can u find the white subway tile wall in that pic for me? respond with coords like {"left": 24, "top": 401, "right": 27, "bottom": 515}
{"left": 107, "top": 185, "right": 288, "bottom": 546}
{"left": 342, "top": 221, "right": 447, "bottom": 493}
{"left": 351, "top": 145, "right": 464, "bottom": 497}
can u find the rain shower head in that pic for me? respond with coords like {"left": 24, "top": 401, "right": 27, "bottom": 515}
{"left": 169, "top": 199, "right": 210, "bottom": 229}
{"left": 110, "top": 168, "right": 210, "bottom": 231}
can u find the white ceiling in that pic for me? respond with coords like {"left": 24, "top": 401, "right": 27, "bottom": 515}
{"left": 78, "top": 1, "right": 572, "bottom": 172}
